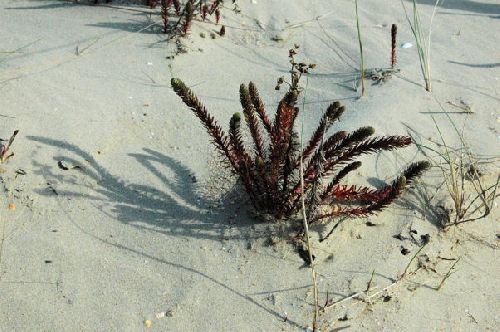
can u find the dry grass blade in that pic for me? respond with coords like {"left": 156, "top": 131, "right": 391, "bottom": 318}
{"left": 299, "top": 153, "right": 319, "bottom": 331}
{"left": 400, "top": 0, "right": 441, "bottom": 92}
{"left": 437, "top": 258, "right": 460, "bottom": 290}
{"left": 355, "top": 0, "right": 366, "bottom": 96}
{"left": 407, "top": 115, "right": 498, "bottom": 228}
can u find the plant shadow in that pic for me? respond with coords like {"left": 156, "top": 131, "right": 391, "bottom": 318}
{"left": 407, "top": 0, "right": 500, "bottom": 17}
{"left": 4, "top": 2, "right": 74, "bottom": 10}
{"left": 25, "top": 136, "right": 312, "bottom": 330}
{"left": 448, "top": 61, "right": 500, "bottom": 69}
{"left": 85, "top": 19, "right": 164, "bottom": 35}
{"left": 394, "top": 181, "right": 448, "bottom": 228}
{"left": 4, "top": 0, "right": 146, "bottom": 10}
{"left": 27, "top": 135, "right": 282, "bottom": 242}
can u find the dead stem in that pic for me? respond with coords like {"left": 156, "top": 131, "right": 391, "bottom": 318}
{"left": 436, "top": 258, "right": 460, "bottom": 290}
{"left": 322, "top": 242, "right": 428, "bottom": 312}
{"left": 299, "top": 161, "right": 319, "bottom": 329}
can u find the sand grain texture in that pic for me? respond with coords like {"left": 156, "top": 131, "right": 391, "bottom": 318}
{"left": 0, "top": 0, "right": 499, "bottom": 331}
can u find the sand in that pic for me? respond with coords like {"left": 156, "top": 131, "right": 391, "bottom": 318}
{"left": 0, "top": 0, "right": 498, "bottom": 331}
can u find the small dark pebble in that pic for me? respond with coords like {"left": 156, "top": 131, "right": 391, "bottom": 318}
{"left": 420, "top": 234, "right": 430, "bottom": 244}
{"left": 366, "top": 221, "right": 376, "bottom": 227}
{"left": 401, "top": 247, "right": 410, "bottom": 255}
{"left": 47, "top": 182, "right": 59, "bottom": 195}
{"left": 44, "top": 260, "right": 53, "bottom": 264}
{"left": 298, "top": 247, "right": 315, "bottom": 265}
{"left": 393, "top": 233, "right": 405, "bottom": 241}
{"left": 338, "top": 314, "right": 348, "bottom": 321}
{"left": 383, "top": 295, "right": 392, "bottom": 302}
{"left": 410, "top": 229, "right": 418, "bottom": 234}
{"left": 51, "top": 229, "right": 58, "bottom": 232}
{"left": 57, "top": 161, "right": 69, "bottom": 171}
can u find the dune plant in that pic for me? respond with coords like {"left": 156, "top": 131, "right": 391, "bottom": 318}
{"left": 171, "top": 47, "right": 429, "bottom": 223}
{"left": 0, "top": 130, "right": 19, "bottom": 163}
{"left": 409, "top": 116, "right": 499, "bottom": 228}
{"left": 401, "top": 0, "right": 441, "bottom": 92}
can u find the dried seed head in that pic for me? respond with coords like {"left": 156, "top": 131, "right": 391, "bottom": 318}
{"left": 289, "top": 90, "right": 299, "bottom": 101}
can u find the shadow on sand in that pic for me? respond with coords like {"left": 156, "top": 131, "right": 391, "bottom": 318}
{"left": 26, "top": 135, "right": 310, "bottom": 329}
{"left": 26, "top": 135, "right": 282, "bottom": 242}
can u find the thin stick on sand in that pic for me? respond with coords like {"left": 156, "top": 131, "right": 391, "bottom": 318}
{"left": 299, "top": 77, "right": 319, "bottom": 331}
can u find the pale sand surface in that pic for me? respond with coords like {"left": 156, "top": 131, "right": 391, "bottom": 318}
{"left": 0, "top": 0, "right": 499, "bottom": 331}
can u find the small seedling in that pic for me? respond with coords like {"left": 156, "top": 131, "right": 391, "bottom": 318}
{"left": 0, "top": 130, "right": 19, "bottom": 163}
{"left": 391, "top": 24, "right": 397, "bottom": 68}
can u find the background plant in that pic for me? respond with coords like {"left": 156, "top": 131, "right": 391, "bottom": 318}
{"left": 153, "top": 0, "right": 227, "bottom": 36}
{"left": 93, "top": 0, "right": 229, "bottom": 36}
{"left": 171, "top": 47, "right": 429, "bottom": 225}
